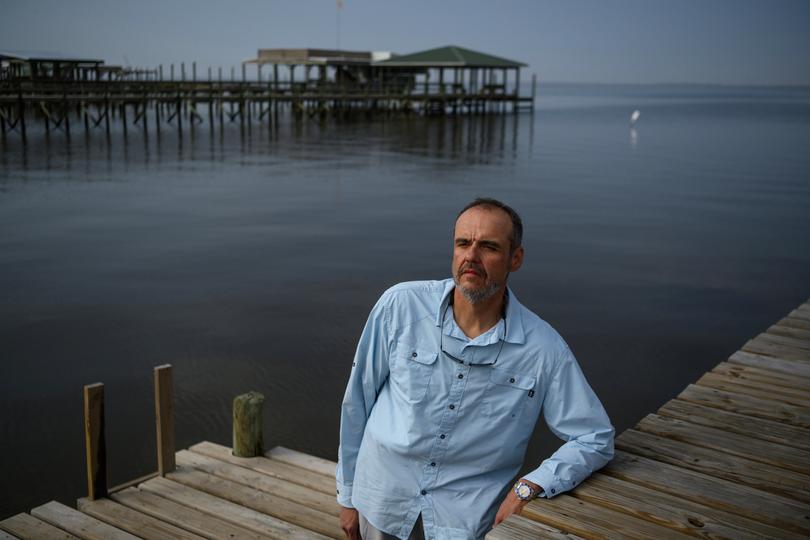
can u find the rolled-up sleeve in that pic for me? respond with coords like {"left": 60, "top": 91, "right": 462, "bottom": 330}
{"left": 523, "top": 345, "right": 614, "bottom": 497}
{"left": 336, "top": 296, "right": 392, "bottom": 508}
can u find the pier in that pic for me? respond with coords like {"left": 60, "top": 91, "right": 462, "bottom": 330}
{"left": 0, "top": 46, "right": 536, "bottom": 144}
{"left": 2, "top": 300, "right": 809, "bottom": 539}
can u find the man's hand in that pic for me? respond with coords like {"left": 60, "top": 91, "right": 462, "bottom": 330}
{"left": 493, "top": 479, "right": 541, "bottom": 527}
{"left": 340, "top": 506, "right": 360, "bottom": 539}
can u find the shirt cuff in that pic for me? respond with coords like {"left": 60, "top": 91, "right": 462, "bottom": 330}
{"left": 336, "top": 481, "right": 354, "bottom": 508}
{"left": 523, "top": 468, "right": 564, "bottom": 499}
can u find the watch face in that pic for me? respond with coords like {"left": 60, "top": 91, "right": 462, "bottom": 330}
{"left": 517, "top": 484, "right": 532, "bottom": 500}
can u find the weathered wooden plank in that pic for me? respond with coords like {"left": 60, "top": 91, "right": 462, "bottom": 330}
{"left": 779, "top": 315, "right": 810, "bottom": 331}
{"left": 679, "top": 383, "right": 810, "bottom": 428}
{"left": 176, "top": 449, "right": 340, "bottom": 514}
{"left": 83, "top": 383, "right": 107, "bottom": 500}
{"left": 759, "top": 332, "right": 810, "bottom": 351}
{"left": 189, "top": 441, "right": 335, "bottom": 495}
{"left": 140, "top": 476, "right": 330, "bottom": 540}
{"left": 729, "top": 350, "right": 810, "bottom": 378}
{"left": 77, "top": 497, "right": 204, "bottom": 540}
{"left": 617, "top": 429, "right": 810, "bottom": 503}
{"left": 166, "top": 465, "right": 342, "bottom": 538}
{"left": 488, "top": 515, "right": 583, "bottom": 540}
{"left": 575, "top": 473, "right": 804, "bottom": 539}
{"left": 30, "top": 501, "right": 139, "bottom": 540}
{"left": 712, "top": 361, "right": 810, "bottom": 392}
{"left": 0, "top": 529, "right": 18, "bottom": 540}
{"left": 744, "top": 338, "right": 810, "bottom": 362}
{"left": 658, "top": 398, "right": 810, "bottom": 452}
{"left": 233, "top": 391, "right": 264, "bottom": 457}
{"left": 266, "top": 445, "right": 337, "bottom": 478}
{"left": 154, "top": 364, "right": 176, "bottom": 475}
{"left": 112, "top": 486, "right": 268, "bottom": 540}
{"left": 0, "top": 513, "right": 80, "bottom": 540}
{"left": 635, "top": 413, "right": 810, "bottom": 474}
{"left": 521, "top": 494, "right": 694, "bottom": 540}
{"left": 603, "top": 451, "right": 810, "bottom": 534}
{"left": 789, "top": 308, "right": 810, "bottom": 322}
{"left": 696, "top": 371, "right": 810, "bottom": 408}
{"left": 768, "top": 323, "right": 810, "bottom": 342}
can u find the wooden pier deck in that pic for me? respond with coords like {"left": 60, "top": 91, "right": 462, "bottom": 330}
{"left": 2, "top": 300, "right": 809, "bottom": 539}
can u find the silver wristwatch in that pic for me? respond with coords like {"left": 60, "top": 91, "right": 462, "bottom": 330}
{"left": 513, "top": 481, "right": 537, "bottom": 501}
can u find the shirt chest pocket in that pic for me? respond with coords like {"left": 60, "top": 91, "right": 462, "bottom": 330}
{"left": 483, "top": 367, "right": 536, "bottom": 420}
{"left": 390, "top": 345, "right": 438, "bottom": 403}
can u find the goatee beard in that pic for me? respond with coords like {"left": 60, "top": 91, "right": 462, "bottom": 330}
{"left": 454, "top": 277, "right": 501, "bottom": 304}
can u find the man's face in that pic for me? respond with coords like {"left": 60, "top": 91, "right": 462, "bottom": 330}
{"left": 452, "top": 206, "right": 524, "bottom": 304}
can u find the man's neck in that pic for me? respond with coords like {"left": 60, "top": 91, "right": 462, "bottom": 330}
{"left": 452, "top": 287, "right": 506, "bottom": 340}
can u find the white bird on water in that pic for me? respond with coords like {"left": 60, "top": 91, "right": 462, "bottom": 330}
{"left": 630, "top": 109, "right": 641, "bottom": 126}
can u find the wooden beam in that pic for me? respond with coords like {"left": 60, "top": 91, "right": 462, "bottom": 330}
{"left": 233, "top": 391, "right": 264, "bottom": 457}
{"left": 84, "top": 382, "right": 107, "bottom": 500}
{"left": 154, "top": 364, "right": 176, "bottom": 475}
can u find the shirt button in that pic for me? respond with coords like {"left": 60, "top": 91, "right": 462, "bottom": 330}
{"left": 430, "top": 462, "right": 436, "bottom": 466}
{"left": 440, "top": 434, "right": 446, "bottom": 439}
{"left": 421, "top": 490, "right": 427, "bottom": 495}
{"left": 449, "top": 404, "right": 455, "bottom": 410}
{"left": 551, "top": 488, "right": 556, "bottom": 494}
{"left": 336, "top": 489, "right": 340, "bottom": 494}
{"left": 457, "top": 374, "right": 463, "bottom": 379}
{"left": 509, "top": 377, "right": 515, "bottom": 383}
{"left": 412, "top": 352, "right": 418, "bottom": 357}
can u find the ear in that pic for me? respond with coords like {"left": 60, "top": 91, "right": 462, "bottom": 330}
{"left": 510, "top": 246, "right": 524, "bottom": 272}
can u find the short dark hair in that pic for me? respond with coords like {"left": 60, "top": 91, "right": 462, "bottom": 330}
{"left": 456, "top": 197, "right": 523, "bottom": 251}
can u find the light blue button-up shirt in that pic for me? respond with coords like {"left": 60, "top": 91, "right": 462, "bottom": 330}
{"left": 337, "top": 279, "right": 614, "bottom": 539}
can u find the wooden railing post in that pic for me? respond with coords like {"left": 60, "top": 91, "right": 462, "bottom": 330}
{"left": 83, "top": 382, "right": 107, "bottom": 500}
{"left": 154, "top": 364, "right": 175, "bottom": 475}
{"left": 233, "top": 391, "right": 264, "bottom": 457}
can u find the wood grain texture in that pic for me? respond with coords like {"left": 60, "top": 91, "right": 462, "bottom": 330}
{"left": 0, "top": 513, "right": 80, "bottom": 540}
{"left": 166, "top": 465, "right": 342, "bottom": 538}
{"left": 176, "top": 449, "right": 340, "bottom": 514}
{"left": 617, "top": 429, "right": 810, "bottom": 503}
{"left": 266, "top": 445, "right": 337, "bottom": 478}
{"left": 31, "top": 501, "right": 140, "bottom": 540}
{"left": 190, "top": 441, "right": 335, "bottom": 495}
{"left": 695, "top": 372, "right": 810, "bottom": 408}
{"left": 729, "top": 349, "right": 810, "bottom": 377}
{"left": 657, "top": 398, "right": 810, "bottom": 452}
{"left": 139, "top": 476, "right": 331, "bottom": 540}
{"left": 77, "top": 497, "right": 204, "bottom": 540}
{"left": 711, "top": 361, "right": 810, "bottom": 392}
{"left": 678, "top": 383, "right": 810, "bottom": 428}
{"left": 83, "top": 383, "right": 107, "bottom": 500}
{"left": 573, "top": 473, "right": 804, "bottom": 539}
{"left": 602, "top": 451, "right": 810, "bottom": 534}
{"left": 487, "top": 515, "right": 583, "bottom": 540}
{"left": 635, "top": 413, "right": 810, "bottom": 473}
{"left": 112, "top": 485, "right": 269, "bottom": 540}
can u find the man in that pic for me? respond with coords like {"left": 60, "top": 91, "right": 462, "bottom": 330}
{"left": 337, "top": 198, "right": 614, "bottom": 539}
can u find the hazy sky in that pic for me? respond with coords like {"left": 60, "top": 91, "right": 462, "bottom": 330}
{"left": 3, "top": 0, "right": 809, "bottom": 85}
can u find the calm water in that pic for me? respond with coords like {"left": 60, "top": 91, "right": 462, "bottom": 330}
{"left": 1, "top": 84, "right": 809, "bottom": 515}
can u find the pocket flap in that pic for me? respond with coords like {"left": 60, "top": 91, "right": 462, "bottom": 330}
{"left": 404, "top": 347, "right": 438, "bottom": 366}
{"left": 489, "top": 367, "right": 535, "bottom": 390}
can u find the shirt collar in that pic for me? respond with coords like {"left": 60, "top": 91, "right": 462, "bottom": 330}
{"left": 435, "top": 278, "right": 526, "bottom": 345}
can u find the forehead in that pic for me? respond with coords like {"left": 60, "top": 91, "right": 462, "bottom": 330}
{"left": 454, "top": 206, "right": 513, "bottom": 240}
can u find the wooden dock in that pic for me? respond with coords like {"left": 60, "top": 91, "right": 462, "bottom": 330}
{"left": 2, "top": 300, "right": 810, "bottom": 539}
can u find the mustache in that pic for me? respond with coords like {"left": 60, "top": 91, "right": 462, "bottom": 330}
{"left": 458, "top": 263, "right": 486, "bottom": 277}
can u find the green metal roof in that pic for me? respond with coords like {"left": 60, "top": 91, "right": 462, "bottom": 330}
{"left": 374, "top": 45, "right": 526, "bottom": 68}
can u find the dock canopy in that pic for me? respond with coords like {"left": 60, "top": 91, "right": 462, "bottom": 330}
{"left": 372, "top": 45, "right": 526, "bottom": 68}
{"left": 245, "top": 48, "right": 373, "bottom": 66}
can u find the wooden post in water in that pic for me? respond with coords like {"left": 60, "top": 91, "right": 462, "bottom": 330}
{"left": 83, "top": 383, "right": 107, "bottom": 500}
{"left": 154, "top": 365, "right": 175, "bottom": 476}
{"left": 233, "top": 391, "right": 264, "bottom": 457}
